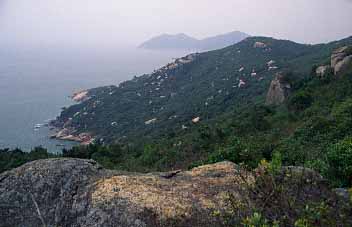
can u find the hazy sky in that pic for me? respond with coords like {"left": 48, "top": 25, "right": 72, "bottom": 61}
{"left": 0, "top": 0, "right": 352, "bottom": 48}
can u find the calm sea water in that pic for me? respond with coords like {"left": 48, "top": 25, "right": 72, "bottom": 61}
{"left": 0, "top": 45, "right": 189, "bottom": 152}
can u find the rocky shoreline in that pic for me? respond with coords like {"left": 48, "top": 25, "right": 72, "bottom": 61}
{"left": 71, "top": 89, "right": 90, "bottom": 102}
{"left": 49, "top": 89, "right": 95, "bottom": 146}
{"left": 49, "top": 126, "right": 94, "bottom": 145}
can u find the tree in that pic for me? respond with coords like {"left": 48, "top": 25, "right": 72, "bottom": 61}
{"left": 288, "top": 91, "right": 313, "bottom": 112}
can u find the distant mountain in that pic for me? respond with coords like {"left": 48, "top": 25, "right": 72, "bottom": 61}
{"left": 139, "top": 31, "right": 250, "bottom": 51}
{"left": 139, "top": 33, "right": 199, "bottom": 50}
{"left": 199, "top": 31, "right": 250, "bottom": 50}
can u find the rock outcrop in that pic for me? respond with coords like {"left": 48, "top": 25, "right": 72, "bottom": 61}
{"left": 0, "top": 159, "right": 245, "bottom": 227}
{"left": 53, "top": 128, "right": 94, "bottom": 145}
{"left": 0, "top": 159, "right": 101, "bottom": 227}
{"left": 253, "top": 41, "right": 267, "bottom": 48}
{"left": 266, "top": 73, "right": 291, "bottom": 106}
{"left": 72, "top": 90, "right": 90, "bottom": 102}
{"left": 334, "top": 55, "right": 352, "bottom": 75}
{"left": 0, "top": 159, "right": 349, "bottom": 227}
{"left": 315, "top": 65, "right": 331, "bottom": 78}
{"left": 331, "top": 46, "right": 352, "bottom": 75}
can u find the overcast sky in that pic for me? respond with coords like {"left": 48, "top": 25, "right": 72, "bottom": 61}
{"left": 0, "top": 0, "right": 351, "bottom": 48}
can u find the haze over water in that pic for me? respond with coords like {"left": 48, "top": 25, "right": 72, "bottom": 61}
{"left": 0, "top": 44, "right": 189, "bottom": 152}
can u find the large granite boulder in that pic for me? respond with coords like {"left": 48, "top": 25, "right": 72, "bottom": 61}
{"left": 0, "top": 159, "right": 102, "bottom": 227}
{"left": 0, "top": 159, "right": 245, "bottom": 227}
{"left": 266, "top": 73, "right": 292, "bottom": 106}
{"left": 331, "top": 46, "right": 352, "bottom": 75}
{"left": 335, "top": 55, "right": 352, "bottom": 76}
{"left": 1, "top": 159, "right": 350, "bottom": 227}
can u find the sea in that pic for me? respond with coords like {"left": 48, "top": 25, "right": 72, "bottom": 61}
{"left": 0, "top": 45, "right": 189, "bottom": 152}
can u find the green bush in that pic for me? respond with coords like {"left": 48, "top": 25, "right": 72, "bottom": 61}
{"left": 327, "top": 136, "right": 352, "bottom": 186}
{"left": 139, "top": 144, "right": 162, "bottom": 167}
{"left": 207, "top": 137, "right": 243, "bottom": 164}
{"left": 242, "top": 213, "right": 279, "bottom": 227}
{"left": 288, "top": 91, "right": 313, "bottom": 112}
{"left": 0, "top": 147, "right": 54, "bottom": 173}
{"left": 332, "top": 98, "right": 352, "bottom": 135}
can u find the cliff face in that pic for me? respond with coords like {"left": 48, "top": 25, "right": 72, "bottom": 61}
{"left": 0, "top": 159, "right": 245, "bottom": 227}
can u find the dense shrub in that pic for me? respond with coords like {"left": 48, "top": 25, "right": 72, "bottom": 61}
{"left": 220, "top": 157, "right": 352, "bottom": 227}
{"left": 288, "top": 91, "right": 313, "bottom": 112}
{"left": 0, "top": 147, "right": 54, "bottom": 173}
{"left": 332, "top": 98, "right": 352, "bottom": 135}
{"left": 207, "top": 137, "right": 244, "bottom": 164}
{"left": 327, "top": 137, "right": 352, "bottom": 186}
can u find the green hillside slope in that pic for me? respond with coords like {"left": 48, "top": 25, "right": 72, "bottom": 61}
{"left": 53, "top": 37, "right": 352, "bottom": 144}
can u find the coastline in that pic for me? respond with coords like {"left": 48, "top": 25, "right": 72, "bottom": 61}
{"left": 49, "top": 126, "right": 94, "bottom": 145}
{"left": 49, "top": 89, "right": 95, "bottom": 146}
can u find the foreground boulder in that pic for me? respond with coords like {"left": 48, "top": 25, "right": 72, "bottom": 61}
{"left": 0, "top": 159, "right": 350, "bottom": 227}
{"left": 0, "top": 159, "right": 244, "bottom": 227}
{"left": 0, "top": 159, "right": 101, "bottom": 227}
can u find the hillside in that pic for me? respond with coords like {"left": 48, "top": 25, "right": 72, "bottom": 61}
{"left": 139, "top": 31, "right": 250, "bottom": 51}
{"left": 53, "top": 36, "right": 352, "bottom": 145}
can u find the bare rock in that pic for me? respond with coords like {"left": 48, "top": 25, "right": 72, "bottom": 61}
{"left": 0, "top": 159, "right": 243, "bottom": 227}
{"left": 331, "top": 46, "right": 352, "bottom": 75}
{"left": 0, "top": 159, "right": 349, "bottom": 226}
{"left": 316, "top": 65, "right": 331, "bottom": 78}
{"left": 253, "top": 41, "right": 267, "bottom": 48}
{"left": 335, "top": 55, "right": 352, "bottom": 76}
{"left": 72, "top": 90, "right": 90, "bottom": 102}
{"left": 0, "top": 159, "right": 102, "bottom": 227}
{"left": 55, "top": 127, "right": 72, "bottom": 138}
{"left": 331, "top": 46, "right": 349, "bottom": 68}
{"left": 266, "top": 73, "right": 291, "bottom": 106}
